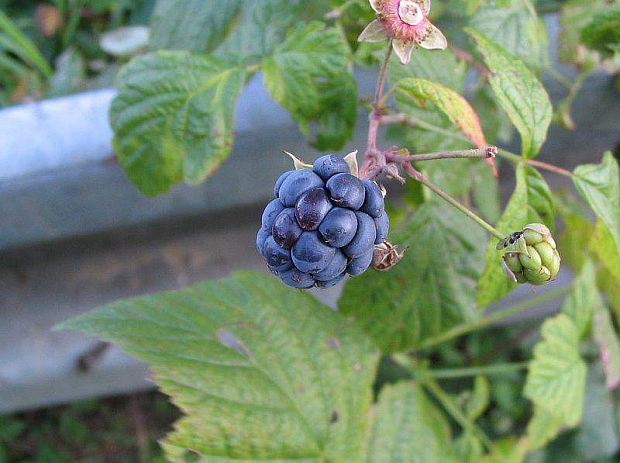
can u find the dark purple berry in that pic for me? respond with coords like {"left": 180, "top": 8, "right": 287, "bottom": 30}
{"left": 326, "top": 173, "right": 365, "bottom": 210}
{"left": 280, "top": 268, "right": 315, "bottom": 289}
{"left": 343, "top": 212, "right": 376, "bottom": 258}
{"left": 274, "top": 171, "right": 293, "bottom": 197}
{"left": 292, "top": 231, "right": 336, "bottom": 273}
{"left": 347, "top": 248, "right": 374, "bottom": 276}
{"left": 272, "top": 208, "right": 302, "bottom": 249}
{"left": 313, "top": 250, "right": 347, "bottom": 282}
{"left": 261, "top": 199, "right": 285, "bottom": 231}
{"left": 262, "top": 236, "right": 293, "bottom": 273}
{"left": 313, "top": 154, "right": 350, "bottom": 180}
{"left": 278, "top": 170, "right": 324, "bottom": 207}
{"left": 295, "top": 187, "right": 332, "bottom": 231}
{"left": 374, "top": 210, "right": 390, "bottom": 244}
{"left": 360, "top": 180, "right": 384, "bottom": 218}
{"left": 319, "top": 207, "right": 358, "bottom": 248}
{"left": 256, "top": 228, "right": 270, "bottom": 254}
{"left": 315, "top": 273, "right": 345, "bottom": 289}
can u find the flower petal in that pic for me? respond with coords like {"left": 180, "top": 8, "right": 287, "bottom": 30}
{"left": 392, "top": 39, "right": 415, "bottom": 64}
{"left": 358, "top": 19, "right": 387, "bottom": 42}
{"left": 422, "top": 0, "right": 431, "bottom": 15}
{"left": 369, "top": 0, "right": 380, "bottom": 12}
{"left": 418, "top": 22, "right": 447, "bottom": 50}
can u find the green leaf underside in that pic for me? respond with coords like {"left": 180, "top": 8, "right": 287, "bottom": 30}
{"left": 110, "top": 51, "right": 246, "bottom": 195}
{"left": 477, "top": 164, "right": 554, "bottom": 307}
{"left": 561, "top": 259, "right": 597, "bottom": 339}
{"left": 149, "top": 0, "right": 243, "bottom": 54}
{"left": 527, "top": 406, "right": 565, "bottom": 451}
{"left": 340, "top": 201, "right": 485, "bottom": 354}
{"left": 470, "top": 0, "right": 549, "bottom": 70}
{"left": 591, "top": 221, "right": 620, "bottom": 281}
{"left": 467, "top": 29, "right": 552, "bottom": 159}
{"left": 395, "top": 77, "right": 487, "bottom": 148}
{"left": 593, "top": 303, "right": 620, "bottom": 390}
{"left": 263, "top": 22, "right": 356, "bottom": 150}
{"left": 364, "top": 382, "right": 456, "bottom": 463}
{"left": 59, "top": 271, "right": 379, "bottom": 462}
{"left": 524, "top": 314, "right": 587, "bottom": 427}
{"left": 573, "top": 152, "right": 620, "bottom": 255}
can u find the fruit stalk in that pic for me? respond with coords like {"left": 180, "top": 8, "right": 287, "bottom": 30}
{"left": 402, "top": 162, "right": 505, "bottom": 240}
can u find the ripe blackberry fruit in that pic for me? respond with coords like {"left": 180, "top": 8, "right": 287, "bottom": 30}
{"left": 256, "top": 154, "right": 390, "bottom": 289}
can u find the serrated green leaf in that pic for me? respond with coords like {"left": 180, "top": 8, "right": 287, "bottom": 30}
{"left": 215, "top": 0, "right": 310, "bottom": 61}
{"left": 395, "top": 77, "right": 488, "bottom": 149}
{"left": 561, "top": 259, "right": 597, "bottom": 339}
{"left": 389, "top": 48, "right": 467, "bottom": 91}
{"left": 467, "top": 29, "right": 552, "bottom": 159}
{"left": 59, "top": 271, "right": 379, "bottom": 462}
{"left": 110, "top": 51, "right": 245, "bottom": 195}
{"left": 580, "top": 7, "right": 620, "bottom": 59}
{"left": 149, "top": 0, "right": 242, "bottom": 54}
{"left": 573, "top": 151, "right": 620, "bottom": 254}
{"left": 593, "top": 302, "right": 620, "bottom": 390}
{"left": 590, "top": 221, "right": 620, "bottom": 281}
{"left": 263, "top": 22, "right": 356, "bottom": 150}
{"left": 558, "top": 0, "right": 611, "bottom": 67}
{"left": 470, "top": 0, "right": 549, "bottom": 69}
{"left": 527, "top": 406, "right": 564, "bottom": 451}
{"left": 477, "top": 164, "right": 554, "bottom": 307}
{"left": 364, "top": 382, "right": 456, "bottom": 463}
{"left": 340, "top": 201, "right": 485, "bottom": 353}
{"left": 556, "top": 192, "right": 594, "bottom": 272}
{"left": 573, "top": 364, "right": 620, "bottom": 460}
{"left": 524, "top": 314, "right": 587, "bottom": 427}
{"left": 481, "top": 437, "right": 528, "bottom": 463}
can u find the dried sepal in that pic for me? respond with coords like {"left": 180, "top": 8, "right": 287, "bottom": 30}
{"left": 372, "top": 241, "right": 406, "bottom": 271}
{"left": 282, "top": 150, "right": 312, "bottom": 170}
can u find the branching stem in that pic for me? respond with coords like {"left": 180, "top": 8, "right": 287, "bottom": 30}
{"left": 402, "top": 162, "right": 505, "bottom": 239}
{"left": 415, "top": 285, "right": 572, "bottom": 351}
{"left": 386, "top": 147, "right": 496, "bottom": 163}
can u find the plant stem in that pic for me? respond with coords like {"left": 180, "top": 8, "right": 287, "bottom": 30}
{"left": 422, "top": 374, "right": 494, "bottom": 450}
{"left": 497, "top": 150, "right": 574, "bottom": 177}
{"left": 381, "top": 115, "right": 575, "bottom": 179}
{"left": 402, "top": 163, "right": 505, "bottom": 239}
{"left": 393, "top": 354, "right": 494, "bottom": 450}
{"left": 425, "top": 362, "right": 529, "bottom": 379}
{"left": 386, "top": 147, "right": 496, "bottom": 163}
{"left": 415, "top": 285, "right": 572, "bottom": 351}
{"left": 361, "top": 44, "right": 393, "bottom": 179}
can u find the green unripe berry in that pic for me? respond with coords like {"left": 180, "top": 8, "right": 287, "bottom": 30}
{"left": 498, "top": 223, "right": 561, "bottom": 286}
{"left": 518, "top": 245, "right": 542, "bottom": 271}
{"left": 522, "top": 228, "right": 544, "bottom": 244}
{"left": 505, "top": 252, "right": 522, "bottom": 273}
{"left": 524, "top": 266, "right": 551, "bottom": 285}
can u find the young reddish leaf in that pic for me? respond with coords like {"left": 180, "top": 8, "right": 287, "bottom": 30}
{"left": 395, "top": 77, "right": 488, "bottom": 149}
{"left": 395, "top": 77, "right": 497, "bottom": 174}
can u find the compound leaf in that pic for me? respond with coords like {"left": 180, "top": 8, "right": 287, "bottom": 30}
{"left": 364, "top": 382, "right": 456, "bottom": 463}
{"left": 573, "top": 152, "right": 620, "bottom": 255}
{"left": 340, "top": 201, "right": 485, "bottom": 353}
{"left": 467, "top": 29, "right": 552, "bottom": 159}
{"left": 561, "top": 259, "right": 597, "bottom": 339}
{"left": 395, "top": 77, "right": 488, "bottom": 148}
{"left": 524, "top": 314, "right": 587, "bottom": 427}
{"left": 110, "top": 51, "right": 246, "bottom": 195}
{"left": 263, "top": 22, "right": 356, "bottom": 150}
{"left": 59, "top": 271, "right": 379, "bottom": 462}
{"left": 149, "top": 0, "right": 242, "bottom": 54}
{"left": 470, "top": 0, "right": 549, "bottom": 70}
